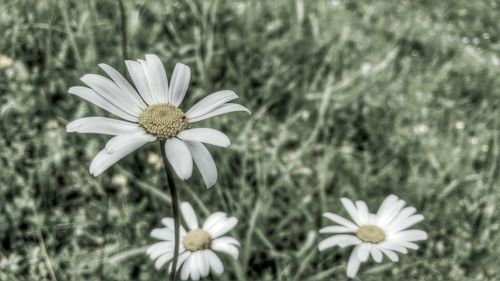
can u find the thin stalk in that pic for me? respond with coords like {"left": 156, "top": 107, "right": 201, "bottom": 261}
{"left": 117, "top": 0, "right": 128, "bottom": 61}
{"left": 159, "top": 141, "right": 180, "bottom": 281}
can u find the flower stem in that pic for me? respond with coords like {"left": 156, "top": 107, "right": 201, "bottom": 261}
{"left": 159, "top": 141, "right": 180, "bottom": 281}
{"left": 117, "top": 0, "right": 128, "bottom": 61}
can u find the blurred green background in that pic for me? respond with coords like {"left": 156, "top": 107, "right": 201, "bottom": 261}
{"left": 1, "top": 0, "right": 500, "bottom": 280}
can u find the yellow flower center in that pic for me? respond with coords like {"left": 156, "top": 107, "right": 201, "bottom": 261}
{"left": 356, "top": 225, "right": 385, "bottom": 243}
{"left": 182, "top": 229, "right": 211, "bottom": 251}
{"left": 138, "top": 104, "right": 188, "bottom": 140}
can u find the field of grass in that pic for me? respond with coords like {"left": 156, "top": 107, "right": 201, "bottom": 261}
{"left": 1, "top": 0, "right": 500, "bottom": 280}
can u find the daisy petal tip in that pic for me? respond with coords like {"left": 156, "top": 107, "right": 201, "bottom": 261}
{"left": 318, "top": 239, "right": 335, "bottom": 252}
{"left": 68, "top": 86, "right": 82, "bottom": 95}
{"left": 80, "top": 73, "right": 93, "bottom": 82}
{"left": 65, "top": 124, "right": 76, "bottom": 132}
{"left": 145, "top": 54, "right": 160, "bottom": 60}
{"left": 105, "top": 146, "right": 113, "bottom": 154}
{"left": 175, "top": 62, "right": 190, "bottom": 69}
{"left": 180, "top": 201, "right": 191, "bottom": 210}
{"left": 318, "top": 243, "right": 328, "bottom": 252}
{"left": 388, "top": 194, "right": 399, "bottom": 200}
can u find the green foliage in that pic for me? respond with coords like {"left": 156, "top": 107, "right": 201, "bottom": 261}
{"left": 1, "top": 0, "right": 499, "bottom": 280}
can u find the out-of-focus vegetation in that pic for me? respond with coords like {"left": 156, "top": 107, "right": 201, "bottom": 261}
{"left": 1, "top": 0, "right": 499, "bottom": 280}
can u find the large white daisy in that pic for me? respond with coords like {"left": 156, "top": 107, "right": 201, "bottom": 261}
{"left": 147, "top": 202, "right": 239, "bottom": 280}
{"left": 66, "top": 54, "right": 249, "bottom": 188}
{"left": 318, "top": 194, "right": 427, "bottom": 278}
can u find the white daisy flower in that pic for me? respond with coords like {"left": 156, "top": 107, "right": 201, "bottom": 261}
{"left": 147, "top": 202, "right": 239, "bottom": 280}
{"left": 66, "top": 54, "right": 250, "bottom": 188}
{"left": 318, "top": 194, "right": 427, "bottom": 279}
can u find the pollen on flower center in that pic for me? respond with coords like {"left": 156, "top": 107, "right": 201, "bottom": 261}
{"left": 138, "top": 103, "right": 188, "bottom": 140}
{"left": 356, "top": 225, "right": 385, "bottom": 243}
{"left": 183, "top": 229, "right": 211, "bottom": 251}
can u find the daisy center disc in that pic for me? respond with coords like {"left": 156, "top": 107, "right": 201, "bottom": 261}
{"left": 183, "top": 229, "right": 211, "bottom": 251}
{"left": 356, "top": 225, "right": 385, "bottom": 243}
{"left": 138, "top": 103, "right": 188, "bottom": 140}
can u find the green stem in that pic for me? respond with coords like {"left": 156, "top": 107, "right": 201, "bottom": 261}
{"left": 117, "top": 0, "right": 128, "bottom": 61}
{"left": 159, "top": 141, "right": 180, "bottom": 281}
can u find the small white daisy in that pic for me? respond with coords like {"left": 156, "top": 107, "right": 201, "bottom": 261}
{"left": 318, "top": 194, "right": 427, "bottom": 279}
{"left": 66, "top": 54, "right": 250, "bottom": 188}
{"left": 147, "top": 202, "right": 239, "bottom": 280}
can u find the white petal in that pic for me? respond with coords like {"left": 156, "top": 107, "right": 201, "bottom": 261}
{"left": 199, "top": 251, "right": 210, "bottom": 278}
{"left": 185, "top": 90, "right": 238, "bottom": 119}
{"left": 155, "top": 252, "right": 174, "bottom": 270}
{"left": 98, "top": 63, "right": 147, "bottom": 109}
{"left": 161, "top": 218, "right": 175, "bottom": 229}
{"left": 318, "top": 235, "right": 361, "bottom": 251}
{"left": 125, "top": 60, "right": 156, "bottom": 105}
{"left": 180, "top": 202, "right": 199, "bottom": 230}
{"left": 66, "top": 117, "right": 144, "bottom": 135}
{"left": 202, "top": 212, "right": 227, "bottom": 231}
{"left": 168, "top": 251, "right": 190, "bottom": 275}
{"left": 400, "top": 241, "right": 419, "bottom": 250}
{"left": 375, "top": 194, "right": 398, "bottom": 218}
{"left": 386, "top": 214, "right": 424, "bottom": 233}
{"left": 370, "top": 246, "right": 383, "bottom": 263}
{"left": 212, "top": 236, "right": 240, "bottom": 247}
{"left": 177, "top": 128, "right": 230, "bottom": 147}
{"left": 355, "top": 201, "right": 370, "bottom": 225}
{"left": 190, "top": 252, "right": 200, "bottom": 280}
{"left": 180, "top": 254, "right": 193, "bottom": 280}
{"left": 169, "top": 63, "right": 191, "bottom": 106}
{"left": 187, "top": 103, "right": 251, "bottom": 123}
{"left": 376, "top": 196, "right": 406, "bottom": 227}
{"left": 105, "top": 134, "right": 156, "bottom": 154}
{"left": 150, "top": 228, "right": 175, "bottom": 241}
{"left": 81, "top": 74, "right": 142, "bottom": 116}
{"left": 136, "top": 59, "right": 161, "bottom": 105}
{"left": 205, "top": 250, "right": 224, "bottom": 275}
{"left": 186, "top": 141, "right": 217, "bottom": 188}
{"left": 89, "top": 142, "right": 146, "bottom": 176}
{"left": 340, "top": 198, "right": 363, "bottom": 226}
{"left": 383, "top": 207, "right": 417, "bottom": 232}
{"left": 149, "top": 247, "right": 170, "bottom": 262}
{"left": 147, "top": 241, "right": 172, "bottom": 258}
{"left": 160, "top": 219, "right": 187, "bottom": 238}
{"left": 380, "top": 242, "right": 408, "bottom": 254}
{"left": 390, "top": 230, "right": 428, "bottom": 242}
{"left": 211, "top": 239, "right": 239, "bottom": 259}
{"left": 357, "top": 243, "right": 370, "bottom": 262}
{"left": 397, "top": 207, "right": 417, "bottom": 220}
{"left": 346, "top": 246, "right": 361, "bottom": 278}
{"left": 206, "top": 217, "right": 238, "bottom": 238}
{"left": 319, "top": 226, "right": 354, "bottom": 234}
{"left": 165, "top": 139, "right": 193, "bottom": 180}
{"left": 68, "top": 86, "right": 137, "bottom": 122}
{"left": 379, "top": 247, "right": 399, "bottom": 262}
{"left": 145, "top": 54, "right": 169, "bottom": 103}
{"left": 323, "top": 212, "right": 358, "bottom": 231}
